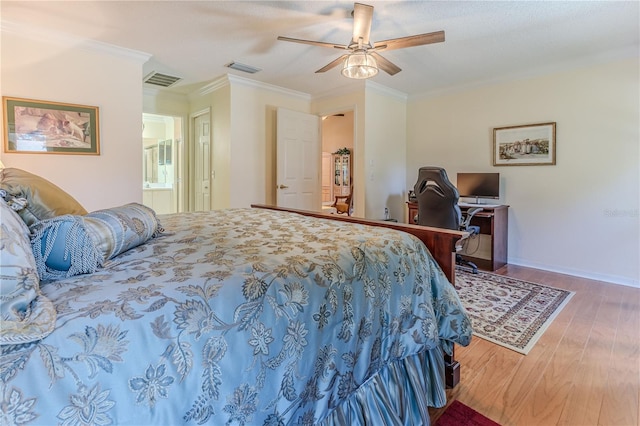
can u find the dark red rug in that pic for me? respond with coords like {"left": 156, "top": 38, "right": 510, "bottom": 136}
{"left": 435, "top": 400, "right": 500, "bottom": 426}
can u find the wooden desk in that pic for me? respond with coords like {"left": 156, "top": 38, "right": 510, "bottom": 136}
{"left": 407, "top": 202, "right": 509, "bottom": 271}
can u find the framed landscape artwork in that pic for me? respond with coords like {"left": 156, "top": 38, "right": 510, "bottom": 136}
{"left": 3, "top": 97, "right": 100, "bottom": 155}
{"left": 493, "top": 122, "right": 556, "bottom": 166}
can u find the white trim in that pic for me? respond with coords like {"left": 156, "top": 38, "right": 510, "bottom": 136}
{"left": 191, "top": 75, "right": 230, "bottom": 97}
{"left": 228, "top": 74, "right": 311, "bottom": 100}
{"left": 316, "top": 105, "right": 357, "bottom": 120}
{"left": 508, "top": 257, "right": 639, "bottom": 288}
{"left": 190, "top": 107, "right": 211, "bottom": 120}
{"left": 0, "top": 20, "right": 151, "bottom": 63}
{"left": 190, "top": 74, "right": 312, "bottom": 101}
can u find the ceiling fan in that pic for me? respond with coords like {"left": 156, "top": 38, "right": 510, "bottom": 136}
{"left": 277, "top": 2, "right": 445, "bottom": 79}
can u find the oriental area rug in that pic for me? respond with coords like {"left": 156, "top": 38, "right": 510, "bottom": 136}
{"left": 455, "top": 269, "right": 574, "bottom": 354}
{"left": 435, "top": 400, "right": 501, "bottom": 426}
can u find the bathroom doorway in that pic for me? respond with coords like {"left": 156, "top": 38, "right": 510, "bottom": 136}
{"left": 142, "top": 113, "right": 184, "bottom": 214}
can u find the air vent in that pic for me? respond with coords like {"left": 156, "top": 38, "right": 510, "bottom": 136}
{"left": 225, "top": 62, "right": 261, "bottom": 74}
{"left": 143, "top": 72, "right": 182, "bottom": 88}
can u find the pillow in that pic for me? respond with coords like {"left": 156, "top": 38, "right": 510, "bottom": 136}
{"left": 0, "top": 167, "right": 87, "bottom": 227}
{"left": 31, "top": 203, "right": 163, "bottom": 281}
{"left": 0, "top": 193, "right": 56, "bottom": 345}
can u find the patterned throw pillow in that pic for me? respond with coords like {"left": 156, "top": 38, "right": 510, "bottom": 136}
{"left": 0, "top": 167, "right": 87, "bottom": 226}
{"left": 0, "top": 194, "right": 56, "bottom": 345}
{"left": 30, "top": 203, "right": 163, "bottom": 281}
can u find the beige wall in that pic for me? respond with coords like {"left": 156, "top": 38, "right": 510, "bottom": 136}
{"left": 210, "top": 86, "right": 232, "bottom": 210}
{"left": 363, "top": 85, "right": 407, "bottom": 221}
{"left": 407, "top": 58, "right": 639, "bottom": 286}
{"left": 1, "top": 29, "right": 148, "bottom": 212}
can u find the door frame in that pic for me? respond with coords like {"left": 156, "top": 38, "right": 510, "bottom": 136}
{"left": 142, "top": 112, "right": 186, "bottom": 214}
{"left": 318, "top": 106, "right": 357, "bottom": 215}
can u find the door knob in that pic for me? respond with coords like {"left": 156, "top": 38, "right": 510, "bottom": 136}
{"left": 278, "top": 184, "right": 289, "bottom": 189}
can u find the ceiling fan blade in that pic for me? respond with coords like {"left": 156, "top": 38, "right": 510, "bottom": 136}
{"left": 352, "top": 3, "right": 373, "bottom": 45}
{"left": 277, "top": 36, "right": 348, "bottom": 50}
{"left": 374, "top": 30, "right": 445, "bottom": 51}
{"left": 370, "top": 52, "right": 401, "bottom": 76}
{"left": 315, "top": 55, "right": 349, "bottom": 73}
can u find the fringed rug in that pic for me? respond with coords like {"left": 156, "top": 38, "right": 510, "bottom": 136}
{"left": 435, "top": 400, "right": 500, "bottom": 426}
{"left": 455, "top": 269, "right": 574, "bottom": 354}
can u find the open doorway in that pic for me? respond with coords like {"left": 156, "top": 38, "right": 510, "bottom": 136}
{"left": 321, "top": 111, "right": 354, "bottom": 214}
{"left": 142, "top": 113, "right": 184, "bottom": 214}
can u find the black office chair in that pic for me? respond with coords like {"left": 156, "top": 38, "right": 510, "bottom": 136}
{"left": 413, "top": 166, "right": 482, "bottom": 274}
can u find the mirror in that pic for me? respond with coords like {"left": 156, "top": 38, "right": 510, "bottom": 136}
{"left": 143, "top": 139, "right": 173, "bottom": 186}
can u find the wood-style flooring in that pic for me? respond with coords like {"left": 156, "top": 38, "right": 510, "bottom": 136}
{"left": 429, "top": 264, "right": 640, "bottom": 426}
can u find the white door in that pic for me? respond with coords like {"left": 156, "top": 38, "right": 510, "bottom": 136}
{"left": 194, "top": 112, "right": 211, "bottom": 211}
{"left": 276, "top": 108, "right": 321, "bottom": 210}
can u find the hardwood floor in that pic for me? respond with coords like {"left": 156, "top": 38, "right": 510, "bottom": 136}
{"left": 429, "top": 265, "right": 640, "bottom": 426}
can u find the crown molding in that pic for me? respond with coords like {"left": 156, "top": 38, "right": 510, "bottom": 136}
{"left": 191, "top": 74, "right": 312, "bottom": 101}
{"left": 227, "top": 74, "right": 311, "bottom": 100}
{"left": 190, "top": 75, "right": 231, "bottom": 98}
{"left": 0, "top": 20, "right": 151, "bottom": 63}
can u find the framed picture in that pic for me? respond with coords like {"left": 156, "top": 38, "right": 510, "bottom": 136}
{"left": 3, "top": 97, "right": 100, "bottom": 155}
{"left": 493, "top": 122, "right": 556, "bottom": 166}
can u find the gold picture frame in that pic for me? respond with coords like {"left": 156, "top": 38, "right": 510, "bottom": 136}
{"left": 3, "top": 96, "right": 100, "bottom": 155}
{"left": 493, "top": 122, "right": 556, "bottom": 166}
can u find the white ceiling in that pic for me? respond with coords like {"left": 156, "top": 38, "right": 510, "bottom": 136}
{"left": 2, "top": 1, "right": 638, "bottom": 98}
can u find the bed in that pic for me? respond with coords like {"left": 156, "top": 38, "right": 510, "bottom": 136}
{"left": 0, "top": 169, "right": 472, "bottom": 425}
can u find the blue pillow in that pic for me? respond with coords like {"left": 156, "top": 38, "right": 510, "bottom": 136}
{"left": 0, "top": 194, "right": 56, "bottom": 345}
{"left": 31, "top": 203, "right": 163, "bottom": 281}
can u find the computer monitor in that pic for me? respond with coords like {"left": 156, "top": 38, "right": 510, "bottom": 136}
{"left": 456, "top": 172, "right": 500, "bottom": 202}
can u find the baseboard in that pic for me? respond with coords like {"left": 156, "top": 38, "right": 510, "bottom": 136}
{"left": 507, "top": 258, "right": 639, "bottom": 289}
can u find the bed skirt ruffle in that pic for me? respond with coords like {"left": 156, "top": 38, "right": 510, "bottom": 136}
{"left": 319, "top": 348, "right": 446, "bottom": 426}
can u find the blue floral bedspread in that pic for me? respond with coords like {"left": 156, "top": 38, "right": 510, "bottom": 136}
{"left": 1, "top": 208, "right": 471, "bottom": 425}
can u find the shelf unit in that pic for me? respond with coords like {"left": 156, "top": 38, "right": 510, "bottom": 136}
{"left": 333, "top": 154, "right": 351, "bottom": 196}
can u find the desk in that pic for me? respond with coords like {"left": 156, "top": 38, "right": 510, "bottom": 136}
{"left": 406, "top": 202, "right": 509, "bottom": 271}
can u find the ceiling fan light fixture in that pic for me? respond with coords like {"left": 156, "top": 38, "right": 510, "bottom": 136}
{"left": 341, "top": 51, "right": 378, "bottom": 79}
